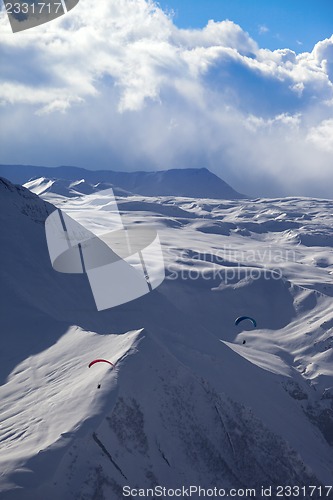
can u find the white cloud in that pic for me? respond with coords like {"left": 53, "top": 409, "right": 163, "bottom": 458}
{"left": 307, "top": 119, "right": 333, "bottom": 152}
{"left": 258, "top": 25, "right": 269, "bottom": 35}
{"left": 0, "top": 0, "right": 333, "bottom": 197}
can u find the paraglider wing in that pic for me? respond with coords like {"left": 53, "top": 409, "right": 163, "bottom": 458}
{"left": 235, "top": 316, "right": 257, "bottom": 328}
{"left": 88, "top": 359, "right": 114, "bottom": 369}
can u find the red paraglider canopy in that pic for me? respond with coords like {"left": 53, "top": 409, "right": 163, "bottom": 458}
{"left": 88, "top": 359, "right": 114, "bottom": 369}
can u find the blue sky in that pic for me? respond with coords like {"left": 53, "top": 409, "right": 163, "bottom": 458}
{"left": 0, "top": 0, "right": 332, "bottom": 197}
{"left": 158, "top": 0, "right": 333, "bottom": 52}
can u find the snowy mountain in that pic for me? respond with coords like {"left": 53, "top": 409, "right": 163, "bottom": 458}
{"left": 1, "top": 177, "right": 333, "bottom": 499}
{"left": 0, "top": 164, "right": 246, "bottom": 199}
{"left": 23, "top": 177, "right": 132, "bottom": 199}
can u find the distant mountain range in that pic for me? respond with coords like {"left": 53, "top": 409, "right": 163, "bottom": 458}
{"left": 0, "top": 164, "right": 247, "bottom": 199}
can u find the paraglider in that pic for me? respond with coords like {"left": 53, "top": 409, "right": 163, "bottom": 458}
{"left": 89, "top": 359, "right": 114, "bottom": 390}
{"left": 235, "top": 316, "right": 257, "bottom": 328}
{"left": 88, "top": 359, "right": 114, "bottom": 368}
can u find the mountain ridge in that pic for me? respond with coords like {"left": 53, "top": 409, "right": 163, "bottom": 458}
{"left": 1, "top": 177, "right": 333, "bottom": 498}
{"left": 0, "top": 164, "right": 247, "bottom": 200}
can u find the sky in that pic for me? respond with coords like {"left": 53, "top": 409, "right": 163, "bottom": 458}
{"left": 158, "top": 0, "right": 333, "bottom": 53}
{"left": 0, "top": 0, "right": 333, "bottom": 198}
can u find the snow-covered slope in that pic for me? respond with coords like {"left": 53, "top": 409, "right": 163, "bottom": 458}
{"left": 23, "top": 177, "right": 132, "bottom": 198}
{"left": 1, "top": 178, "right": 333, "bottom": 499}
{"left": 0, "top": 164, "right": 247, "bottom": 199}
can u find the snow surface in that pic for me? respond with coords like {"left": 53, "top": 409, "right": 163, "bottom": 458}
{"left": 1, "top": 177, "right": 333, "bottom": 499}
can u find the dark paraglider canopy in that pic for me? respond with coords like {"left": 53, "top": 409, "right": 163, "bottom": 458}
{"left": 235, "top": 316, "right": 257, "bottom": 328}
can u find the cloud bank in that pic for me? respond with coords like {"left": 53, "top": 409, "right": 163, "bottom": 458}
{"left": 0, "top": 0, "right": 332, "bottom": 197}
